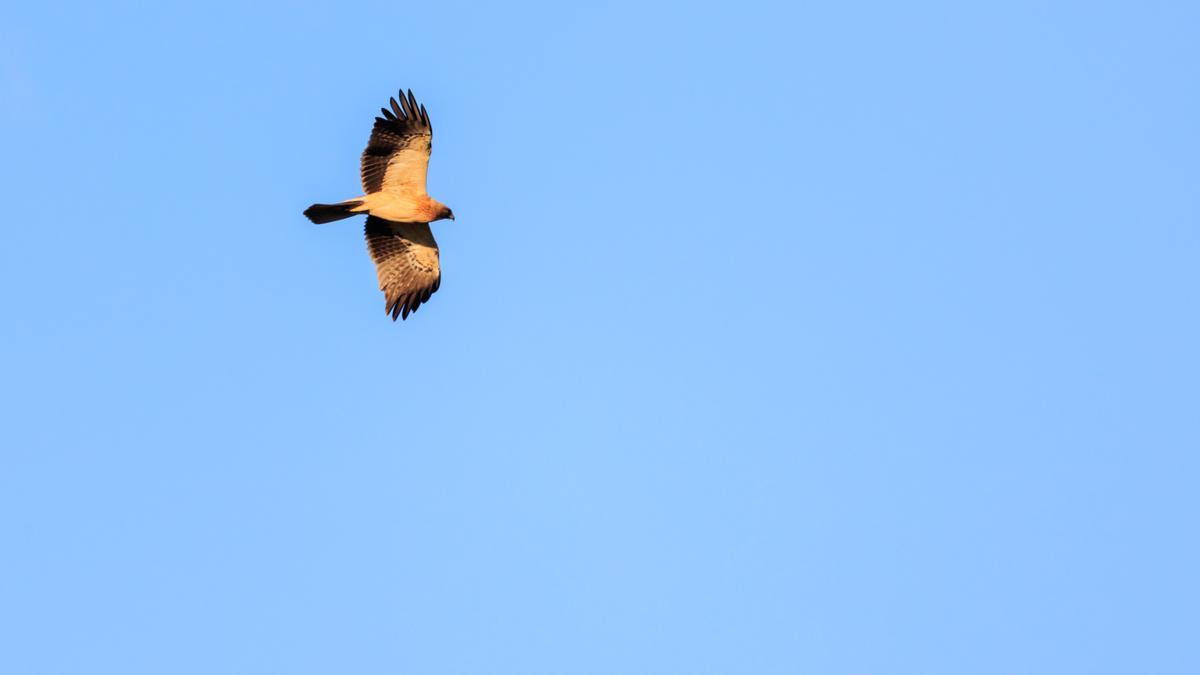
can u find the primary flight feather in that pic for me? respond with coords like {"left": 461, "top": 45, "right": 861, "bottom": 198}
{"left": 304, "top": 88, "right": 455, "bottom": 321}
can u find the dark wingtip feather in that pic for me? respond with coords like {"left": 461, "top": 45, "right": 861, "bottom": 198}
{"left": 372, "top": 88, "right": 432, "bottom": 135}
{"left": 407, "top": 90, "right": 419, "bottom": 120}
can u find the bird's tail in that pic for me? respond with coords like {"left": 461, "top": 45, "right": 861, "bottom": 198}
{"left": 303, "top": 200, "right": 364, "bottom": 224}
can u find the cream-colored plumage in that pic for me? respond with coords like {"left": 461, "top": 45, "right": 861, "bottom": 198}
{"left": 349, "top": 191, "right": 437, "bottom": 223}
{"left": 303, "top": 88, "right": 455, "bottom": 321}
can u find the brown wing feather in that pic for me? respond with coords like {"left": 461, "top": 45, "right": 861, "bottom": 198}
{"left": 360, "top": 89, "right": 433, "bottom": 195}
{"left": 364, "top": 216, "right": 441, "bottom": 321}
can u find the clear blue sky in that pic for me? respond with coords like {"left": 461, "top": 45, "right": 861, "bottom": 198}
{"left": 2, "top": 1, "right": 1197, "bottom": 673}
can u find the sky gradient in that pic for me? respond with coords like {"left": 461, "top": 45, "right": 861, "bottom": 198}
{"left": 2, "top": 1, "right": 1198, "bottom": 673}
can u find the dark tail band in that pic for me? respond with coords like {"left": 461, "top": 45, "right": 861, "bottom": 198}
{"left": 303, "top": 200, "right": 364, "bottom": 224}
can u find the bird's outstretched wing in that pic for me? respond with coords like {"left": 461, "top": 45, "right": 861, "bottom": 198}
{"left": 361, "top": 89, "right": 433, "bottom": 196}
{"left": 364, "top": 216, "right": 441, "bottom": 320}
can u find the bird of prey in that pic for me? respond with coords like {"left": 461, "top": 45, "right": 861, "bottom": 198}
{"left": 304, "top": 88, "right": 455, "bottom": 321}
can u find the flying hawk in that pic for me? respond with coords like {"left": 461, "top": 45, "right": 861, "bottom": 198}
{"left": 304, "top": 89, "right": 455, "bottom": 321}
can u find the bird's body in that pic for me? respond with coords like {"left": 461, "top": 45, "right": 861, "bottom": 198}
{"left": 304, "top": 89, "right": 455, "bottom": 321}
{"left": 352, "top": 191, "right": 448, "bottom": 223}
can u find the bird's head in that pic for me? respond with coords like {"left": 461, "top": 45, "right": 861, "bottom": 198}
{"left": 435, "top": 204, "right": 455, "bottom": 222}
